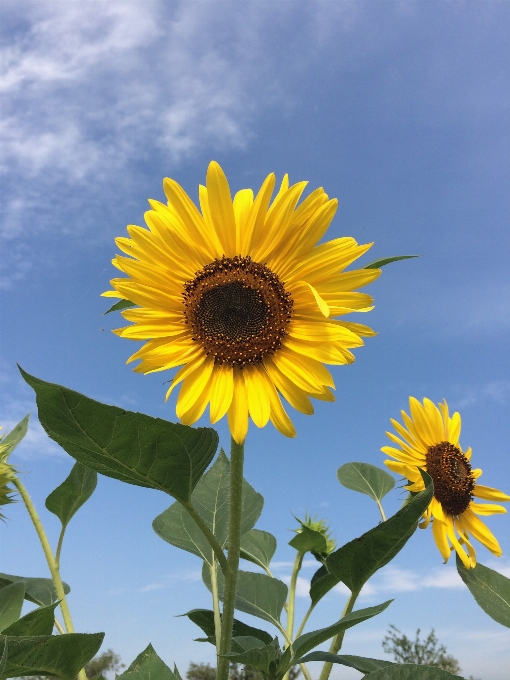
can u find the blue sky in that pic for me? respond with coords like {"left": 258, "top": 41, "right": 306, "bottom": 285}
{"left": 1, "top": 0, "right": 509, "bottom": 677}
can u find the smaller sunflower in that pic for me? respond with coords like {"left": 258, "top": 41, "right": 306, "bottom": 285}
{"left": 382, "top": 397, "right": 510, "bottom": 568}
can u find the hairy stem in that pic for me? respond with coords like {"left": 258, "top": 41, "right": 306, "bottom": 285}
{"left": 376, "top": 498, "right": 387, "bottom": 522}
{"left": 295, "top": 602, "right": 315, "bottom": 639}
{"left": 183, "top": 501, "right": 229, "bottom": 575}
{"left": 13, "top": 477, "right": 87, "bottom": 680}
{"left": 210, "top": 558, "right": 223, "bottom": 655}
{"left": 318, "top": 590, "right": 359, "bottom": 680}
{"left": 217, "top": 437, "right": 245, "bottom": 680}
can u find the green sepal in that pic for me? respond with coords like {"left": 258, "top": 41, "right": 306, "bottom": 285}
{"left": 117, "top": 643, "right": 178, "bottom": 680}
{"left": 2, "top": 602, "right": 58, "bottom": 637}
{"left": 103, "top": 299, "right": 136, "bottom": 315}
{"left": 294, "top": 652, "right": 393, "bottom": 673}
{"left": 153, "top": 450, "right": 263, "bottom": 564}
{"left": 46, "top": 461, "right": 97, "bottom": 529}
{"left": 19, "top": 367, "right": 218, "bottom": 504}
{"left": 337, "top": 462, "right": 395, "bottom": 503}
{"left": 289, "top": 524, "right": 328, "bottom": 555}
{"left": 363, "top": 255, "right": 420, "bottom": 269}
{"left": 182, "top": 608, "right": 273, "bottom": 645}
{"left": 325, "top": 470, "right": 433, "bottom": 594}
{"left": 240, "top": 529, "right": 277, "bottom": 572}
{"left": 456, "top": 555, "right": 510, "bottom": 627}
{"left": 202, "top": 564, "right": 288, "bottom": 628}
{"left": 363, "top": 665, "right": 464, "bottom": 679}
{"left": 0, "top": 573, "right": 70, "bottom": 607}
{"left": 0, "top": 632, "right": 104, "bottom": 680}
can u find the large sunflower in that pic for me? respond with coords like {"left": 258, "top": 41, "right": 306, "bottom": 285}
{"left": 104, "top": 162, "right": 380, "bottom": 443}
{"left": 383, "top": 397, "right": 510, "bottom": 568}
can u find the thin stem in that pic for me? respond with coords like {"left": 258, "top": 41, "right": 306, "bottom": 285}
{"left": 54, "top": 617, "right": 65, "bottom": 634}
{"left": 286, "top": 551, "right": 304, "bottom": 644}
{"left": 13, "top": 477, "right": 88, "bottom": 680}
{"left": 376, "top": 499, "right": 387, "bottom": 522}
{"left": 299, "top": 663, "right": 313, "bottom": 680}
{"left": 55, "top": 527, "right": 65, "bottom": 570}
{"left": 210, "top": 559, "right": 222, "bottom": 654}
{"left": 295, "top": 602, "right": 315, "bottom": 639}
{"left": 217, "top": 437, "right": 245, "bottom": 680}
{"left": 183, "top": 501, "right": 229, "bottom": 575}
{"left": 318, "top": 590, "right": 359, "bottom": 680}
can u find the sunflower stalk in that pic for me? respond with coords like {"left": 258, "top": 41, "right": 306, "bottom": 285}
{"left": 318, "top": 589, "right": 360, "bottom": 680}
{"left": 217, "top": 437, "right": 245, "bottom": 680}
{"left": 210, "top": 558, "right": 223, "bottom": 655}
{"left": 12, "top": 476, "right": 88, "bottom": 680}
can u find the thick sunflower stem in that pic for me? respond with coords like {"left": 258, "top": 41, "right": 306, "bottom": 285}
{"left": 13, "top": 477, "right": 88, "bottom": 680}
{"left": 318, "top": 590, "right": 359, "bottom": 680}
{"left": 210, "top": 559, "right": 223, "bottom": 659}
{"left": 217, "top": 437, "right": 245, "bottom": 680}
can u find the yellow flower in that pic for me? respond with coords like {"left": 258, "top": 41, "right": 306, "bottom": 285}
{"left": 104, "top": 162, "right": 380, "bottom": 443}
{"left": 382, "top": 397, "right": 510, "bottom": 568}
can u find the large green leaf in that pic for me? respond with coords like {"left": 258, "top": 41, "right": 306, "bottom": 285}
{"left": 337, "top": 463, "right": 395, "bottom": 503}
{"left": 224, "top": 637, "right": 280, "bottom": 676}
{"left": 289, "top": 525, "right": 328, "bottom": 555}
{"left": 456, "top": 556, "right": 510, "bottom": 627}
{"left": 295, "top": 652, "right": 393, "bottom": 673}
{"left": 20, "top": 368, "right": 218, "bottom": 504}
{"left": 240, "top": 530, "right": 277, "bottom": 572}
{"left": 0, "top": 632, "right": 104, "bottom": 680}
{"left": 0, "top": 583, "right": 25, "bottom": 633}
{"left": 203, "top": 566, "right": 288, "bottom": 628}
{"left": 363, "top": 665, "right": 463, "bottom": 679}
{"left": 325, "top": 471, "right": 433, "bottom": 593}
{"left": 118, "top": 643, "right": 178, "bottom": 680}
{"left": 0, "top": 416, "right": 30, "bottom": 458}
{"left": 290, "top": 601, "right": 392, "bottom": 662}
{"left": 2, "top": 603, "right": 58, "bottom": 637}
{"left": 182, "top": 609, "right": 273, "bottom": 645}
{"left": 46, "top": 461, "right": 97, "bottom": 529}
{"left": 309, "top": 565, "right": 341, "bottom": 607}
{"left": 0, "top": 573, "right": 70, "bottom": 607}
{"left": 153, "top": 451, "right": 263, "bottom": 564}
{"left": 363, "top": 255, "right": 420, "bottom": 269}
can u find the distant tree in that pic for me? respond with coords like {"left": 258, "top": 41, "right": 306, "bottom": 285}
{"left": 382, "top": 625, "right": 461, "bottom": 674}
{"left": 85, "top": 648, "right": 125, "bottom": 679}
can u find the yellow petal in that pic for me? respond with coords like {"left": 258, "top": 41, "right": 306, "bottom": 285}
{"left": 263, "top": 357, "right": 314, "bottom": 415}
{"left": 209, "top": 364, "right": 234, "bottom": 424}
{"left": 176, "top": 358, "right": 215, "bottom": 418}
{"left": 461, "top": 508, "right": 502, "bottom": 557}
{"left": 474, "top": 484, "right": 510, "bottom": 502}
{"left": 469, "top": 502, "right": 507, "bottom": 516}
{"left": 228, "top": 367, "right": 249, "bottom": 444}
{"left": 244, "top": 364, "right": 271, "bottom": 428}
{"left": 240, "top": 173, "right": 276, "bottom": 255}
{"left": 206, "top": 161, "right": 237, "bottom": 257}
{"left": 432, "top": 517, "right": 451, "bottom": 562}
{"left": 165, "top": 354, "right": 207, "bottom": 400}
{"left": 233, "top": 189, "right": 254, "bottom": 253}
{"left": 180, "top": 374, "right": 214, "bottom": 426}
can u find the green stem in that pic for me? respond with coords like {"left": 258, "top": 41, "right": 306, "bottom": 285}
{"left": 299, "top": 663, "right": 313, "bottom": 680}
{"left": 210, "top": 559, "right": 222, "bottom": 655}
{"left": 183, "top": 501, "right": 229, "bottom": 575}
{"left": 318, "top": 590, "right": 359, "bottom": 680}
{"left": 13, "top": 477, "right": 88, "bottom": 680}
{"left": 217, "top": 437, "right": 245, "bottom": 680}
{"left": 376, "top": 499, "right": 387, "bottom": 522}
{"left": 286, "top": 551, "right": 304, "bottom": 644}
{"left": 55, "top": 527, "right": 65, "bottom": 570}
{"left": 295, "top": 602, "right": 315, "bottom": 639}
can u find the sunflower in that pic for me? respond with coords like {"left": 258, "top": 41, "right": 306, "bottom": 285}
{"left": 382, "top": 397, "right": 510, "bottom": 568}
{"left": 103, "top": 161, "right": 380, "bottom": 443}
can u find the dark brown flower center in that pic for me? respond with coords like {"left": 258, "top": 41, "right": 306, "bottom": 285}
{"left": 183, "top": 256, "right": 293, "bottom": 366}
{"left": 426, "top": 441, "right": 475, "bottom": 516}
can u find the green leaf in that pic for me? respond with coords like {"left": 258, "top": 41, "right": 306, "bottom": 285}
{"left": 182, "top": 609, "right": 273, "bottom": 645}
{"left": 363, "top": 665, "right": 464, "bottom": 679}
{"left": 19, "top": 367, "right": 218, "bottom": 504}
{"left": 0, "top": 583, "right": 25, "bottom": 633}
{"left": 456, "top": 556, "right": 510, "bottom": 627}
{"left": 309, "top": 565, "right": 341, "bottom": 607}
{"left": 0, "top": 632, "right": 104, "bottom": 680}
{"left": 2, "top": 603, "right": 58, "bottom": 637}
{"left": 240, "top": 529, "right": 277, "bottom": 572}
{"left": 45, "top": 461, "right": 97, "bottom": 529}
{"left": 117, "top": 643, "right": 178, "bottom": 680}
{"left": 290, "top": 601, "right": 392, "bottom": 662}
{"left": 224, "top": 637, "right": 280, "bottom": 676}
{"left": 103, "top": 299, "right": 136, "bottom": 315}
{"left": 325, "top": 471, "right": 433, "bottom": 593}
{"left": 363, "top": 255, "right": 420, "bottom": 269}
{"left": 295, "top": 652, "right": 393, "bottom": 673}
{"left": 289, "top": 525, "right": 328, "bottom": 554}
{"left": 0, "top": 415, "right": 30, "bottom": 458}
{"left": 153, "top": 450, "right": 263, "bottom": 564}
{"left": 0, "top": 573, "right": 70, "bottom": 607}
{"left": 337, "top": 463, "right": 395, "bottom": 503}
{"left": 203, "top": 566, "right": 288, "bottom": 628}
